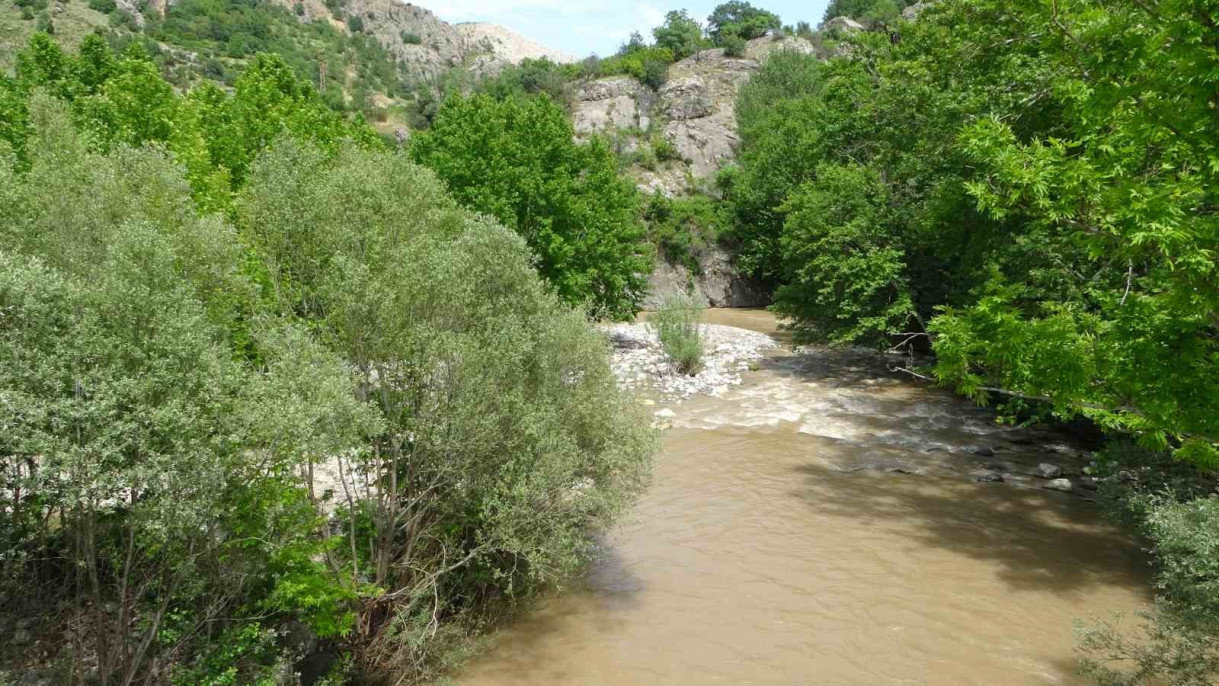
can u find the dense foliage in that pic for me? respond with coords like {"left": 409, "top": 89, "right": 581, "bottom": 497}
{"left": 652, "top": 10, "right": 707, "bottom": 61}
{"left": 3, "top": 0, "right": 402, "bottom": 113}
{"left": 0, "top": 32, "right": 379, "bottom": 210}
{"left": 0, "top": 35, "right": 654, "bottom": 686}
{"left": 147, "top": 0, "right": 398, "bottom": 97}
{"left": 411, "top": 93, "right": 652, "bottom": 320}
{"left": 731, "top": 0, "right": 1218, "bottom": 468}
{"left": 822, "top": 0, "right": 917, "bottom": 26}
{"left": 239, "top": 141, "right": 655, "bottom": 680}
{"left": 730, "top": 1, "right": 1219, "bottom": 680}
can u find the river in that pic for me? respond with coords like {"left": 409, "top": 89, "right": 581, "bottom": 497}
{"left": 454, "top": 310, "right": 1150, "bottom": 685}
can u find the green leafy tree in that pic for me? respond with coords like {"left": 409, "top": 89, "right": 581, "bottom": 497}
{"left": 823, "top": 0, "right": 914, "bottom": 25}
{"left": 0, "top": 95, "right": 378, "bottom": 685}
{"left": 706, "top": 1, "right": 781, "bottom": 44}
{"left": 239, "top": 140, "right": 655, "bottom": 677}
{"left": 652, "top": 9, "right": 706, "bottom": 61}
{"left": 773, "top": 163, "right": 914, "bottom": 345}
{"left": 410, "top": 94, "right": 652, "bottom": 319}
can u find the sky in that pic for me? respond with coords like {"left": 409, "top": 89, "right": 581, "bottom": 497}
{"left": 412, "top": 0, "right": 832, "bottom": 59}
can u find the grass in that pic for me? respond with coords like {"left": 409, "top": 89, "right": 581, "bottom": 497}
{"left": 649, "top": 293, "right": 705, "bottom": 375}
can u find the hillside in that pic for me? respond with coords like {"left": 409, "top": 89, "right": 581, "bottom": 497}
{"left": 0, "top": 0, "right": 571, "bottom": 119}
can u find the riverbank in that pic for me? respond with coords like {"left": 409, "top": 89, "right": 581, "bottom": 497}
{"left": 455, "top": 310, "right": 1150, "bottom": 686}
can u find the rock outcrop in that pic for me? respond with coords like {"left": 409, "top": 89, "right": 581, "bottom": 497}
{"left": 902, "top": 2, "right": 931, "bottom": 21}
{"left": 571, "top": 35, "right": 816, "bottom": 307}
{"left": 573, "top": 35, "right": 814, "bottom": 195}
{"left": 456, "top": 22, "right": 576, "bottom": 66}
{"left": 264, "top": 0, "right": 568, "bottom": 80}
{"left": 643, "top": 246, "right": 770, "bottom": 310}
{"left": 573, "top": 77, "right": 654, "bottom": 135}
{"left": 823, "top": 16, "right": 866, "bottom": 33}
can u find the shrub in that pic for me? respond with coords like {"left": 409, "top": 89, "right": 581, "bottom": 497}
{"left": 108, "top": 8, "right": 137, "bottom": 29}
{"left": 87, "top": 0, "right": 115, "bottom": 12}
{"left": 642, "top": 57, "right": 668, "bottom": 89}
{"left": 346, "top": 14, "right": 363, "bottom": 32}
{"left": 401, "top": 30, "right": 421, "bottom": 44}
{"left": 293, "top": 1, "right": 303, "bottom": 15}
{"left": 653, "top": 135, "right": 680, "bottom": 161}
{"left": 722, "top": 32, "right": 747, "bottom": 57}
{"left": 597, "top": 45, "right": 674, "bottom": 84}
{"left": 240, "top": 141, "right": 656, "bottom": 679}
{"left": 476, "top": 57, "right": 578, "bottom": 102}
{"left": 1077, "top": 478, "right": 1219, "bottom": 686}
{"left": 643, "top": 191, "right": 722, "bottom": 274}
{"left": 0, "top": 96, "right": 376, "bottom": 685}
{"left": 649, "top": 293, "right": 706, "bottom": 375}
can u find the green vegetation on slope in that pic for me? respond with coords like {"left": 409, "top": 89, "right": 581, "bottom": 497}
{"left": 0, "top": 33, "right": 654, "bottom": 686}
{"left": 2, "top": 0, "right": 404, "bottom": 116}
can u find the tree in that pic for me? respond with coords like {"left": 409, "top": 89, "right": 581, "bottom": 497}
{"left": 773, "top": 163, "right": 914, "bottom": 345}
{"left": 410, "top": 94, "right": 652, "bottom": 319}
{"left": 706, "top": 1, "right": 781, "bottom": 44}
{"left": 823, "top": 0, "right": 915, "bottom": 25}
{"left": 0, "top": 95, "right": 377, "bottom": 685}
{"left": 653, "top": 9, "right": 706, "bottom": 61}
{"left": 239, "top": 140, "right": 655, "bottom": 677}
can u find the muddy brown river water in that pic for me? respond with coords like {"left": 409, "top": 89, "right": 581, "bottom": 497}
{"left": 455, "top": 310, "right": 1150, "bottom": 685}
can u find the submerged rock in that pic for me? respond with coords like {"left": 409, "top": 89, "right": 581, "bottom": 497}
{"left": 972, "top": 470, "right": 1005, "bottom": 483}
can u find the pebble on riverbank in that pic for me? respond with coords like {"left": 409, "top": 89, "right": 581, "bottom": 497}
{"left": 602, "top": 323, "right": 777, "bottom": 400}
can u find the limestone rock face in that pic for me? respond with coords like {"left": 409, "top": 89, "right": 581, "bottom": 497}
{"left": 455, "top": 22, "right": 576, "bottom": 66}
{"left": 573, "top": 77, "right": 652, "bottom": 135}
{"left": 572, "top": 35, "right": 813, "bottom": 194}
{"left": 644, "top": 246, "right": 770, "bottom": 310}
{"left": 824, "top": 16, "right": 866, "bottom": 33}
{"left": 662, "top": 76, "right": 714, "bottom": 120}
{"left": 259, "top": 0, "right": 569, "bottom": 80}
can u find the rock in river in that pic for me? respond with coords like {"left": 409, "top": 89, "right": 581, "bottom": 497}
{"left": 1036, "top": 463, "right": 1063, "bottom": 479}
{"left": 1043, "top": 478, "right": 1073, "bottom": 493}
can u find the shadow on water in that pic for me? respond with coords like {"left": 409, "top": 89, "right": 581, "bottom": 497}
{"left": 788, "top": 460, "right": 1150, "bottom": 596}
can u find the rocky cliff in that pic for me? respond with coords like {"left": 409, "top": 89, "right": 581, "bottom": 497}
{"left": 574, "top": 35, "right": 813, "bottom": 197}
{"left": 572, "top": 35, "right": 813, "bottom": 307}
{"left": 304, "top": 0, "right": 572, "bottom": 80}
